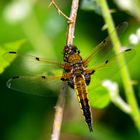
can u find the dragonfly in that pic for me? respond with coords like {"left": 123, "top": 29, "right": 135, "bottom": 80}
{"left": 6, "top": 22, "right": 134, "bottom": 132}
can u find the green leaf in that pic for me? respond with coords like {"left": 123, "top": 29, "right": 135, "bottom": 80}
{"left": 0, "top": 39, "right": 26, "bottom": 74}
{"left": 88, "top": 83, "right": 111, "bottom": 109}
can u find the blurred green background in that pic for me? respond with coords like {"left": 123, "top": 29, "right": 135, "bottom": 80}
{"left": 0, "top": 0, "right": 140, "bottom": 140}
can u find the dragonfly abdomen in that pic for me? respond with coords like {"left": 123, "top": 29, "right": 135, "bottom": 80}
{"left": 74, "top": 75, "right": 93, "bottom": 132}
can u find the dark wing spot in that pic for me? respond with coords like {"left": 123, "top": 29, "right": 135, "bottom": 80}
{"left": 61, "top": 78, "right": 64, "bottom": 81}
{"left": 61, "top": 77, "right": 66, "bottom": 81}
{"left": 125, "top": 48, "right": 132, "bottom": 52}
{"left": 91, "top": 70, "right": 95, "bottom": 74}
{"left": 41, "top": 76, "right": 46, "bottom": 79}
{"left": 12, "top": 76, "right": 20, "bottom": 79}
{"left": 85, "top": 74, "right": 91, "bottom": 86}
{"left": 35, "top": 57, "right": 40, "bottom": 61}
{"left": 9, "top": 51, "right": 16, "bottom": 54}
{"left": 105, "top": 60, "right": 109, "bottom": 64}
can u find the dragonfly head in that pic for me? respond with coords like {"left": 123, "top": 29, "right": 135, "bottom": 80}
{"left": 64, "top": 45, "right": 80, "bottom": 62}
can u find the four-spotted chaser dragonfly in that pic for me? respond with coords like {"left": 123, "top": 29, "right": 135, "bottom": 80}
{"left": 6, "top": 22, "right": 134, "bottom": 132}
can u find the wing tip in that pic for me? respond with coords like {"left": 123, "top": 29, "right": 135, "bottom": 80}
{"left": 8, "top": 51, "right": 17, "bottom": 54}
{"left": 125, "top": 48, "right": 132, "bottom": 52}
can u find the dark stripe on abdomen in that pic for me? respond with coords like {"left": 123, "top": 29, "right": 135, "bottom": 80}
{"left": 74, "top": 75, "right": 93, "bottom": 132}
{"left": 80, "top": 98, "right": 93, "bottom": 132}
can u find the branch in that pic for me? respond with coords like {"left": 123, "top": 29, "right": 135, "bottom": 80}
{"left": 66, "top": 0, "right": 79, "bottom": 45}
{"left": 49, "top": 0, "right": 79, "bottom": 45}
{"left": 51, "top": 0, "right": 79, "bottom": 140}
{"left": 51, "top": 83, "right": 67, "bottom": 140}
{"left": 49, "top": 0, "right": 70, "bottom": 21}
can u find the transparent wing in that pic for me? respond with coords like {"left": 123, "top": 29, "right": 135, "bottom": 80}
{"left": 83, "top": 21, "right": 128, "bottom": 66}
{"left": 87, "top": 48, "right": 135, "bottom": 109}
{"left": 7, "top": 75, "right": 64, "bottom": 97}
{"left": 88, "top": 48, "right": 135, "bottom": 87}
{"left": 3, "top": 51, "right": 65, "bottom": 75}
{"left": 5, "top": 51, "right": 64, "bottom": 67}
{"left": 4, "top": 51, "right": 73, "bottom": 96}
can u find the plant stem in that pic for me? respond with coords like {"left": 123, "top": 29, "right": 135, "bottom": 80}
{"left": 66, "top": 0, "right": 79, "bottom": 45}
{"left": 49, "top": 0, "right": 70, "bottom": 20}
{"left": 51, "top": 83, "right": 66, "bottom": 140}
{"left": 98, "top": 0, "right": 140, "bottom": 131}
{"left": 51, "top": 0, "right": 79, "bottom": 139}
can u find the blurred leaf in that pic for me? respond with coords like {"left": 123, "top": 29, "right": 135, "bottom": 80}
{"left": 0, "top": 39, "right": 26, "bottom": 74}
{"left": 88, "top": 83, "right": 111, "bottom": 109}
{"left": 114, "top": 0, "right": 140, "bottom": 20}
{"left": 81, "top": 0, "right": 102, "bottom": 14}
{"left": 62, "top": 121, "right": 126, "bottom": 140}
{"left": 3, "top": 0, "right": 33, "bottom": 24}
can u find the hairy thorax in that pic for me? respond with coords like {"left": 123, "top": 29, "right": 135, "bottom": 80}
{"left": 64, "top": 53, "right": 91, "bottom": 89}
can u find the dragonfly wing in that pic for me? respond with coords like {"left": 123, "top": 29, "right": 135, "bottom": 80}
{"left": 88, "top": 48, "right": 135, "bottom": 84}
{"left": 83, "top": 22, "right": 128, "bottom": 66}
{"left": 7, "top": 75, "right": 63, "bottom": 97}
{"left": 3, "top": 51, "right": 64, "bottom": 75}
{"left": 87, "top": 48, "right": 135, "bottom": 109}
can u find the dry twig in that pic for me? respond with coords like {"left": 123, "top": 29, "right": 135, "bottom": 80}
{"left": 51, "top": 83, "right": 67, "bottom": 140}
{"left": 49, "top": 0, "right": 70, "bottom": 21}
{"left": 50, "top": 0, "right": 79, "bottom": 140}
{"left": 66, "top": 0, "right": 79, "bottom": 45}
{"left": 49, "top": 0, "right": 79, "bottom": 45}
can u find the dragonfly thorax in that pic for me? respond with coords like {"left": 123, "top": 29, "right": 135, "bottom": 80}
{"left": 64, "top": 45, "right": 80, "bottom": 62}
{"left": 63, "top": 45, "right": 92, "bottom": 88}
{"left": 71, "top": 63, "right": 84, "bottom": 75}
{"left": 65, "top": 64, "right": 91, "bottom": 89}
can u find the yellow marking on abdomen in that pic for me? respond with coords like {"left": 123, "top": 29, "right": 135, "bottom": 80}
{"left": 74, "top": 75, "right": 87, "bottom": 103}
{"left": 74, "top": 74, "right": 93, "bottom": 131}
